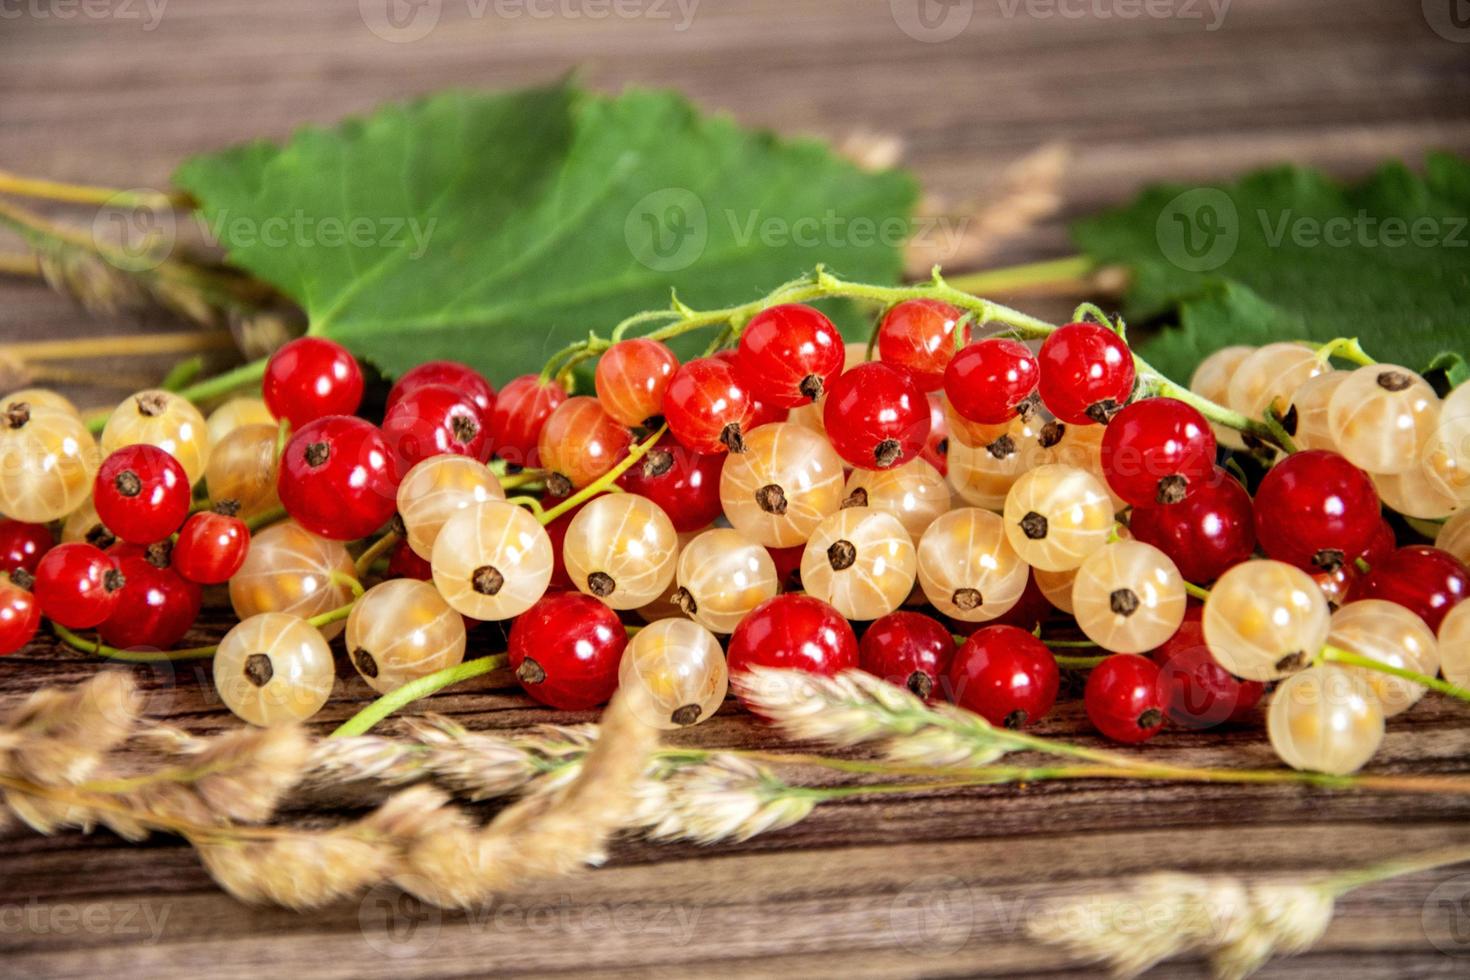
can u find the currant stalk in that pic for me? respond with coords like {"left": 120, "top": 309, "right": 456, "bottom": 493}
{"left": 329, "top": 653, "right": 511, "bottom": 737}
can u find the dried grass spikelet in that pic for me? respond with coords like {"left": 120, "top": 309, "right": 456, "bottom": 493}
{"left": 905, "top": 142, "right": 1069, "bottom": 277}
{"left": 732, "top": 666, "right": 1010, "bottom": 767}
{"left": 403, "top": 689, "right": 659, "bottom": 908}
{"left": 635, "top": 753, "right": 816, "bottom": 844}
{"left": 0, "top": 672, "right": 139, "bottom": 785}
{"left": 1027, "top": 873, "right": 1334, "bottom": 980}
{"left": 185, "top": 726, "right": 312, "bottom": 823}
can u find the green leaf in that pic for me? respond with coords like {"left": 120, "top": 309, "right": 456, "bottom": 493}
{"left": 1072, "top": 154, "right": 1470, "bottom": 381}
{"left": 174, "top": 83, "right": 917, "bottom": 383}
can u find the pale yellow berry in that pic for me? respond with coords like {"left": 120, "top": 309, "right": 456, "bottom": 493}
{"left": 207, "top": 396, "right": 274, "bottom": 445}
{"left": 1002, "top": 464, "right": 1115, "bottom": 572}
{"left": 0, "top": 403, "right": 99, "bottom": 524}
{"left": 101, "top": 389, "right": 210, "bottom": 486}
{"left": 1268, "top": 665, "right": 1384, "bottom": 775}
{"left": 1328, "top": 599, "right": 1439, "bottom": 717}
{"left": 214, "top": 613, "right": 335, "bottom": 726}
{"left": 1420, "top": 382, "right": 1470, "bottom": 508}
{"left": 346, "top": 579, "right": 466, "bottom": 694}
{"left": 432, "top": 500, "right": 553, "bottom": 621}
{"left": 397, "top": 454, "right": 505, "bottom": 559}
{"left": 720, "top": 422, "right": 845, "bottom": 547}
{"left": 229, "top": 521, "right": 359, "bottom": 640}
{"left": 563, "top": 493, "right": 678, "bottom": 611}
{"left": 1438, "top": 601, "right": 1470, "bottom": 690}
{"left": 801, "top": 508, "right": 916, "bottom": 620}
{"left": 1327, "top": 365, "right": 1440, "bottom": 475}
{"left": 1071, "top": 540, "right": 1187, "bottom": 654}
{"left": 673, "top": 528, "right": 778, "bottom": 634}
{"left": 1203, "top": 560, "right": 1330, "bottom": 681}
{"left": 1189, "top": 345, "right": 1254, "bottom": 450}
{"left": 842, "top": 457, "right": 951, "bottom": 545}
{"left": 3, "top": 388, "right": 80, "bottom": 420}
{"left": 946, "top": 415, "right": 1051, "bottom": 510}
{"left": 205, "top": 423, "right": 282, "bottom": 519}
{"left": 619, "top": 618, "right": 727, "bottom": 729}
{"left": 1287, "top": 370, "right": 1348, "bottom": 453}
{"left": 1436, "top": 509, "right": 1470, "bottom": 565}
{"left": 916, "top": 507, "right": 1028, "bottom": 622}
{"left": 1226, "top": 343, "right": 1323, "bottom": 421}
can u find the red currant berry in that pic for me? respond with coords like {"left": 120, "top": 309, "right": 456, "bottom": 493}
{"left": 727, "top": 594, "right": 859, "bottom": 712}
{"left": 93, "top": 444, "right": 191, "bottom": 544}
{"left": 766, "top": 544, "right": 804, "bottom": 592}
{"left": 1361, "top": 518, "right": 1396, "bottom": 569}
{"left": 0, "top": 519, "right": 53, "bottom": 576}
{"left": 877, "top": 299, "right": 968, "bottom": 392}
{"left": 383, "top": 383, "right": 492, "bottom": 469}
{"left": 919, "top": 393, "right": 949, "bottom": 476}
{"left": 386, "top": 361, "right": 495, "bottom": 428}
{"left": 1254, "top": 450, "right": 1381, "bottom": 573}
{"left": 541, "top": 493, "right": 584, "bottom": 591}
{"left": 1084, "top": 654, "right": 1165, "bottom": 743}
{"left": 823, "top": 362, "right": 931, "bottom": 470}
{"left": 1037, "top": 322, "right": 1135, "bottom": 425}
{"left": 1151, "top": 607, "right": 1263, "bottom": 729}
{"left": 537, "top": 396, "right": 632, "bottom": 495}
{"left": 614, "top": 433, "right": 724, "bottom": 532}
{"left": 945, "top": 625, "right": 1058, "bottom": 728}
{"left": 986, "top": 571, "right": 1053, "bottom": 633}
{"left": 0, "top": 573, "right": 40, "bottom": 654}
{"left": 944, "top": 338, "right": 1039, "bottom": 424}
{"left": 262, "top": 337, "right": 363, "bottom": 429}
{"left": 859, "top": 611, "right": 955, "bottom": 702}
{"left": 737, "top": 304, "right": 846, "bottom": 408}
{"left": 508, "top": 592, "right": 626, "bottom": 710}
{"left": 488, "top": 374, "right": 567, "bottom": 468}
{"left": 33, "top": 542, "right": 126, "bottom": 628}
{"left": 99, "top": 544, "right": 201, "bottom": 650}
{"left": 173, "top": 510, "right": 250, "bottom": 585}
{"left": 1130, "top": 469, "right": 1255, "bottom": 583}
{"left": 386, "top": 538, "right": 433, "bottom": 581}
{"left": 278, "top": 416, "right": 400, "bottom": 541}
{"left": 663, "top": 356, "right": 756, "bottom": 455}
{"left": 713, "top": 350, "right": 785, "bottom": 427}
{"left": 1100, "top": 397, "right": 1217, "bottom": 507}
{"left": 595, "top": 339, "right": 679, "bottom": 428}
{"left": 1347, "top": 545, "right": 1468, "bottom": 631}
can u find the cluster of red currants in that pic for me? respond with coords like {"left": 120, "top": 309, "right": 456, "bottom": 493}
{"left": 0, "top": 294, "right": 1467, "bottom": 775}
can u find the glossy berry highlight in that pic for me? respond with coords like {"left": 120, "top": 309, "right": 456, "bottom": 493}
{"left": 944, "top": 337, "right": 1039, "bottom": 424}
{"left": 1036, "top": 321, "right": 1135, "bottom": 425}
{"left": 739, "top": 304, "right": 846, "bottom": 407}
{"left": 262, "top": 337, "right": 364, "bottom": 429}
{"left": 508, "top": 592, "right": 626, "bottom": 710}
{"left": 278, "top": 416, "right": 400, "bottom": 541}
{"left": 93, "top": 444, "right": 191, "bottom": 545}
{"left": 823, "top": 362, "right": 931, "bottom": 470}
{"left": 946, "top": 625, "right": 1058, "bottom": 729}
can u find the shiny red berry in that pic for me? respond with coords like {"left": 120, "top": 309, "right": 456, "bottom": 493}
{"left": 1347, "top": 545, "right": 1468, "bottom": 631}
{"left": 823, "top": 362, "right": 931, "bottom": 470}
{"left": 33, "top": 542, "right": 126, "bottom": 629}
{"left": 1361, "top": 518, "right": 1396, "bottom": 569}
{"left": 0, "top": 574, "right": 41, "bottom": 654}
{"left": 986, "top": 571, "right": 1053, "bottom": 633}
{"left": 173, "top": 510, "right": 250, "bottom": 585}
{"left": 386, "top": 361, "right": 496, "bottom": 428}
{"left": 766, "top": 544, "right": 804, "bottom": 592}
{"left": 1100, "top": 397, "right": 1217, "bottom": 507}
{"left": 859, "top": 611, "right": 955, "bottom": 702}
{"left": 383, "top": 383, "right": 492, "bottom": 469}
{"left": 944, "top": 338, "right": 1039, "bottom": 424}
{"left": 1129, "top": 469, "right": 1255, "bottom": 583}
{"left": 262, "top": 337, "right": 364, "bottom": 428}
{"left": 278, "top": 416, "right": 400, "bottom": 541}
{"left": 99, "top": 544, "right": 201, "bottom": 650}
{"left": 1084, "top": 654, "right": 1165, "bottom": 744}
{"left": 663, "top": 356, "right": 755, "bottom": 455}
{"left": 93, "top": 444, "right": 191, "bottom": 544}
{"left": 489, "top": 374, "right": 567, "bottom": 468}
{"left": 921, "top": 393, "right": 948, "bottom": 476}
{"left": 541, "top": 493, "right": 584, "bottom": 591}
{"left": 595, "top": 339, "right": 679, "bottom": 427}
{"left": 713, "top": 350, "right": 785, "bottom": 427}
{"left": 386, "top": 538, "right": 433, "bottom": 581}
{"left": 737, "top": 304, "right": 846, "bottom": 408}
{"left": 877, "top": 299, "right": 969, "bottom": 392}
{"left": 1037, "top": 322, "right": 1135, "bottom": 425}
{"left": 1254, "top": 450, "right": 1381, "bottom": 573}
{"left": 945, "top": 625, "right": 1057, "bottom": 728}
{"left": 727, "top": 595, "right": 859, "bottom": 712}
{"left": 0, "top": 520, "right": 53, "bottom": 577}
{"left": 1151, "top": 608, "right": 1263, "bottom": 729}
{"left": 614, "top": 433, "right": 724, "bottom": 532}
{"left": 508, "top": 592, "right": 626, "bottom": 710}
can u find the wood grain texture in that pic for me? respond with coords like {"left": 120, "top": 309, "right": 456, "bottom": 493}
{"left": 3, "top": 1, "right": 1470, "bottom": 976}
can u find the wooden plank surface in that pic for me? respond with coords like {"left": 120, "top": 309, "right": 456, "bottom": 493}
{"left": 3, "top": 1, "right": 1470, "bottom": 976}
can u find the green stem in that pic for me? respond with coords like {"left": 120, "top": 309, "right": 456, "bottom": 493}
{"left": 243, "top": 505, "right": 288, "bottom": 533}
{"left": 354, "top": 533, "right": 399, "bottom": 579}
{"left": 1320, "top": 843, "right": 1470, "bottom": 897}
{"left": 329, "top": 653, "right": 511, "bottom": 738}
{"left": 1054, "top": 654, "right": 1111, "bottom": 669}
{"left": 499, "top": 469, "right": 547, "bottom": 491}
{"left": 52, "top": 622, "right": 219, "bottom": 662}
{"left": 538, "top": 424, "right": 667, "bottom": 525}
{"left": 506, "top": 495, "right": 545, "bottom": 517}
{"left": 1313, "top": 336, "right": 1377, "bottom": 367}
{"left": 1183, "top": 581, "right": 1213, "bottom": 602}
{"left": 945, "top": 256, "right": 1100, "bottom": 295}
{"left": 1318, "top": 644, "right": 1470, "bottom": 704}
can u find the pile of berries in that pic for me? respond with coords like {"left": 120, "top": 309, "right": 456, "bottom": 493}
{"left": 0, "top": 298, "right": 1467, "bottom": 776}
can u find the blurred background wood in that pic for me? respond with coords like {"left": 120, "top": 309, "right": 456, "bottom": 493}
{"left": 2, "top": 1, "right": 1469, "bottom": 976}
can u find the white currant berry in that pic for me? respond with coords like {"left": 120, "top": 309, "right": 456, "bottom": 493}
{"left": 229, "top": 521, "right": 359, "bottom": 639}
{"left": 101, "top": 389, "right": 211, "bottom": 486}
{"left": 842, "top": 457, "right": 951, "bottom": 545}
{"left": 214, "top": 612, "right": 335, "bottom": 726}
{"left": 1327, "top": 365, "right": 1440, "bottom": 475}
{"left": 1372, "top": 468, "right": 1458, "bottom": 521}
{"left": 1287, "top": 370, "right": 1348, "bottom": 453}
{"left": 563, "top": 493, "right": 678, "bottom": 610}
{"left": 0, "top": 402, "right": 100, "bottom": 524}
{"left": 720, "top": 422, "right": 845, "bottom": 548}
{"left": 61, "top": 496, "right": 115, "bottom": 549}
{"left": 916, "top": 507, "right": 1028, "bottom": 622}
{"left": 946, "top": 414, "right": 1052, "bottom": 510}
{"left": 1437, "top": 601, "right": 1470, "bottom": 690}
{"left": 673, "top": 528, "right": 779, "bottom": 634}
{"left": 1226, "top": 343, "right": 1324, "bottom": 422}
{"left": 396, "top": 454, "right": 505, "bottom": 559}
{"left": 3, "top": 388, "right": 80, "bottom": 420}
{"left": 206, "top": 396, "right": 274, "bottom": 445}
{"left": 1071, "top": 540, "right": 1187, "bottom": 654}
{"left": 1189, "top": 345, "right": 1253, "bottom": 450}
{"left": 801, "top": 507, "right": 916, "bottom": 620}
{"left": 205, "top": 423, "right": 282, "bottom": 519}
{"left": 346, "top": 579, "right": 466, "bottom": 694}
{"left": 1034, "top": 566, "right": 1077, "bottom": 613}
{"left": 1420, "top": 382, "right": 1470, "bottom": 508}
{"left": 1436, "top": 509, "right": 1470, "bottom": 566}
{"left": 432, "top": 500, "right": 553, "bottom": 621}
{"left": 619, "top": 618, "right": 728, "bottom": 729}
{"left": 1327, "top": 598, "right": 1439, "bottom": 717}
{"left": 1002, "top": 464, "right": 1115, "bottom": 572}
{"left": 1268, "top": 665, "right": 1384, "bottom": 775}
{"left": 1203, "top": 560, "right": 1330, "bottom": 681}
